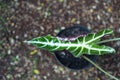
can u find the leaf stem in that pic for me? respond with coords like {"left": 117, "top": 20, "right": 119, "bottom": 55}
{"left": 97, "top": 38, "right": 120, "bottom": 44}
{"left": 82, "top": 55, "right": 119, "bottom": 80}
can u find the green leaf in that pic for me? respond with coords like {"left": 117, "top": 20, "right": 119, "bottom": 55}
{"left": 26, "top": 29, "right": 115, "bottom": 57}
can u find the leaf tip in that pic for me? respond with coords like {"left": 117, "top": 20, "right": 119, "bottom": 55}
{"left": 23, "top": 40, "right": 32, "bottom": 44}
{"left": 109, "top": 47, "right": 116, "bottom": 54}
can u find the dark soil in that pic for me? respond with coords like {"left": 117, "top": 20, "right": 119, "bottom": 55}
{"left": 0, "top": 0, "right": 120, "bottom": 80}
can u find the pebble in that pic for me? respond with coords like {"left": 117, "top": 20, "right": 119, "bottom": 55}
{"left": 92, "top": 5, "right": 97, "bottom": 9}
{"left": 10, "top": 38, "right": 15, "bottom": 45}
{"left": 11, "top": 23, "right": 15, "bottom": 27}
{"left": 47, "top": 73, "right": 50, "bottom": 76}
{"left": 73, "top": 72, "right": 77, "bottom": 75}
{"left": 43, "top": 76, "right": 47, "bottom": 80}
{"left": 28, "top": 4, "right": 36, "bottom": 9}
{"left": 87, "top": 23, "right": 91, "bottom": 30}
{"left": 8, "top": 49, "right": 11, "bottom": 54}
{"left": 71, "top": 18, "right": 76, "bottom": 23}
{"left": 61, "top": 26, "right": 65, "bottom": 30}
{"left": 97, "top": 15, "right": 101, "bottom": 20}
{"left": 16, "top": 55, "right": 20, "bottom": 60}
{"left": 76, "top": 20, "right": 80, "bottom": 24}
{"left": 107, "top": 7, "right": 112, "bottom": 12}
{"left": 24, "top": 34, "right": 28, "bottom": 38}
{"left": 110, "top": 17, "right": 113, "bottom": 23}
{"left": 102, "top": 20, "right": 106, "bottom": 26}
{"left": 95, "top": 0, "right": 99, "bottom": 3}
{"left": 117, "top": 28, "right": 120, "bottom": 33}
{"left": 14, "top": 74, "right": 21, "bottom": 78}
{"left": 54, "top": 29, "right": 60, "bottom": 33}
{"left": 67, "top": 77, "right": 71, "bottom": 80}
{"left": 44, "top": 12, "right": 51, "bottom": 18}
{"left": 37, "top": 7, "right": 42, "bottom": 10}
{"left": 37, "top": 51, "right": 42, "bottom": 56}
{"left": 30, "top": 49, "right": 38, "bottom": 55}
{"left": 90, "top": 9, "right": 94, "bottom": 13}
{"left": 12, "top": 30, "right": 15, "bottom": 34}
{"left": 34, "top": 69, "right": 40, "bottom": 74}
{"left": 40, "top": 26, "right": 45, "bottom": 31}
{"left": 15, "top": 35, "right": 19, "bottom": 39}
{"left": 75, "top": 0, "right": 79, "bottom": 2}
{"left": 59, "top": 0, "right": 64, "bottom": 3}
{"left": 6, "top": 74, "right": 12, "bottom": 79}
{"left": 34, "top": 29, "right": 38, "bottom": 33}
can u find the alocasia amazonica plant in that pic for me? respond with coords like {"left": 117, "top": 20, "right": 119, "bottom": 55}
{"left": 26, "top": 29, "right": 115, "bottom": 57}
{"left": 25, "top": 29, "right": 120, "bottom": 80}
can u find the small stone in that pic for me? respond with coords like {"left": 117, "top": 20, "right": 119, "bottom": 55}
{"left": 11, "top": 23, "right": 15, "bottom": 27}
{"left": 107, "top": 7, "right": 112, "bottom": 12}
{"left": 43, "top": 76, "right": 47, "bottom": 79}
{"left": 40, "top": 26, "right": 44, "bottom": 31}
{"left": 90, "top": 9, "right": 94, "bottom": 13}
{"left": 73, "top": 72, "right": 77, "bottom": 75}
{"left": 44, "top": 12, "right": 51, "bottom": 18}
{"left": 95, "top": 0, "right": 99, "bottom": 3}
{"left": 54, "top": 29, "right": 60, "bottom": 33}
{"left": 87, "top": 23, "right": 91, "bottom": 30}
{"left": 71, "top": 18, "right": 76, "bottom": 23}
{"left": 10, "top": 38, "right": 15, "bottom": 45}
{"left": 12, "top": 30, "right": 15, "bottom": 34}
{"left": 8, "top": 49, "right": 11, "bottom": 54}
{"left": 96, "top": 77, "right": 101, "bottom": 80}
{"left": 47, "top": 73, "right": 50, "bottom": 76}
{"left": 97, "top": 15, "right": 101, "bottom": 20}
{"left": 6, "top": 74, "right": 12, "bottom": 79}
{"left": 24, "top": 34, "right": 28, "bottom": 38}
{"left": 30, "top": 49, "right": 38, "bottom": 55}
{"left": 92, "top": 5, "right": 97, "bottom": 9}
{"left": 37, "top": 7, "right": 42, "bottom": 10}
{"left": 59, "top": 0, "right": 64, "bottom": 2}
{"left": 110, "top": 17, "right": 113, "bottom": 23}
{"left": 37, "top": 51, "right": 42, "bottom": 56}
{"left": 15, "top": 35, "right": 19, "bottom": 39}
{"left": 118, "top": 28, "right": 120, "bottom": 33}
{"left": 61, "top": 26, "right": 65, "bottom": 30}
{"left": 67, "top": 77, "right": 71, "bottom": 80}
{"left": 76, "top": 20, "right": 80, "bottom": 24}
{"left": 34, "top": 30, "right": 38, "bottom": 33}
{"left": 59, "top": 67, "right": 64, "bottom": 72}
{"left": 102, "top": 20, "right": 106, "bottom": 26}
{"left": 34, "top": 69, "right": 40, "bottom": 74}
{"left": 75, "top": 0, "right": 79, "bottom": 2}
{"left": 7, "top": 17, "right": 10, "bottom": 20}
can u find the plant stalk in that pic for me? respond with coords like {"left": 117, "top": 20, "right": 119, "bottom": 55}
{"left": 97, "top": 38, "right": 120, "bottom": 44}
{"left": 82, "top": 55, "right": 119, "bottom": 80}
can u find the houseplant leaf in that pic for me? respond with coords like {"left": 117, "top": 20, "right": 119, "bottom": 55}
{"left": 26, "top": 29, "right": 115, "bottom": 57}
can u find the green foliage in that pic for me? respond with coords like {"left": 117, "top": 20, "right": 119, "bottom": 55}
{"left": 26, "top": 29, "right": 115, "bottom": 57}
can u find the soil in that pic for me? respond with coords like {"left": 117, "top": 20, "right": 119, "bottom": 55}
{"left": 0, "top": 0, "right": 120, "bottom": 80}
